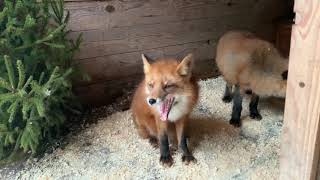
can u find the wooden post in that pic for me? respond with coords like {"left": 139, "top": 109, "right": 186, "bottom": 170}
{"left": 280, "top": 0, "right": 320, "bottom": 180}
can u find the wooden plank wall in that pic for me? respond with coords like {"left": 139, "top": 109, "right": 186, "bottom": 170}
{"left": 280, "top": 0, "right": 320, "bottom": 179}
{"left": 65, "top": 0, "right": 288, "bottom": 106}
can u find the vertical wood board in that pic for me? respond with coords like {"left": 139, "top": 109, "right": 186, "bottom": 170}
{"left": 280, "top": 0, "right": 320, "bottom": 179}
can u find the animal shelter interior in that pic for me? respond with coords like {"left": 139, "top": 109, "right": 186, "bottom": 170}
{"left": 1, "top": 0, "right": 320, "bottom": 179}
{"left": 69, "top": 0, "right": 294, "bottom": 106}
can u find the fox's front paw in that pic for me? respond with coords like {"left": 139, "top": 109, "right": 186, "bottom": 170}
{"left": 249, "top": 111, "right": 262, "bottom": 120}
{"left": 160, "top": 155, "right": 173, "bottom": 167}
{"left": 182, "top": 154, "right": 197, "bottom": 165}
{"left": 230, "top": 118, "right": 241, "bottom": 127}
{"left": 222, "top": 95, "right": 233, "bottom": 103}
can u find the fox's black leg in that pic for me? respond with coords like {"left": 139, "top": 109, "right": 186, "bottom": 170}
{"left": 157, "top": 121, "right": 173, "bottom": 167}
{"left": 230, "top": 85, "right": 242, "bottom": 127}
{"left": 249, "top": 93, "right": 262, "bottom": 120}
{"left": 175, "top": 119, "right": 196, "bottom": 165}
{"left": 159, "top": 133, "right": 173, "bottom": 167}
{"left": 222, "top": 83, "right": 233, "bottom": 103}
{"left": 180, "top": 134, "right": 196, "bottom": 164}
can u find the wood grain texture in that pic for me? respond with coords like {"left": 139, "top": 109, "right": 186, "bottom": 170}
{"left": 65, "top": 0, "right": 288, "bottom": 105}
{"left": 280, "top": 0, "right": 320, "bottom": 179}
{"left": 74, "top": 59, "right": 218, "bottom": 106}
{"left": 73, "top": 40, "right": 215, "bottom": 85}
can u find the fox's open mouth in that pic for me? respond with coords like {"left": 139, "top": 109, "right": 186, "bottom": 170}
{"left": 160, "top": 96, "right": 175, "bottom": 121}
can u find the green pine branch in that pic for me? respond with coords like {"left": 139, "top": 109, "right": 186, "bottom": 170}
{"left": 4, "top": 55, "right": 16, "bottom": 89}
{"left": 0, "top": 0, "right": 84, "bottom": 161}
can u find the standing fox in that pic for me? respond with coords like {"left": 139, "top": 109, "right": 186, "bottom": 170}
{"left": 131, "top": 54, "right": 199, "bottom": 167}
{"left": 216, "top": 31, "right": 288, "bottom": 127}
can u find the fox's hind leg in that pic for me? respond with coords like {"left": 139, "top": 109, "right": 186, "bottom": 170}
{"left": 222, "top": 82, "right": 233, "bottom": 103}
{"left": 134, "top": 118, "right": 159, "bottom": 148}
{"left": 229, "top": 85, "right": 242, "bottom": 127}
{"left": 249, "top": 93, "right": 262, "bottom": 120}
{"left": 148, "top": 136, "right": 159, "bottom": 148}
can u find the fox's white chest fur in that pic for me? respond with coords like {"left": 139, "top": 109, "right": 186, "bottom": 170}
{"left": 154, "top": 95, "right": 189, "bottom": 122}
{"left": 166, "top": 95, "right": 190, "bottom": 122}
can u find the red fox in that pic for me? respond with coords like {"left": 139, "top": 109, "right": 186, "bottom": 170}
{"left": 215, "top": 31, "right": 288, "bottom": 127}
{"left": 131, "top": 54, "right": 199, "bottom": 167}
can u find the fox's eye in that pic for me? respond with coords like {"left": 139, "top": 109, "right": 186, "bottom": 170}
{"left": 164, "top": 84, "right": 177, "bottom": 90}
{"left": 147, "top": 82, "right": 154, "bottom": 88}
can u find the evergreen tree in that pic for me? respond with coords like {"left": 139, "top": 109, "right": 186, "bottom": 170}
{"left": 0, "top": 0, "right": 83, "bottom": 159}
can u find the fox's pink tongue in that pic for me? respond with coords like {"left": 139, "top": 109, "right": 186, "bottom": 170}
{"left": 160, "top": 97, "right": 174, "bottom": 121}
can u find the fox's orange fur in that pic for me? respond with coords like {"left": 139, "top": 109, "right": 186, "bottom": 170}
{"left": 215, "top": 31, "right": 289, "bottom": 127}
{"left": 216, "top": 31, "right": 288, "bottom": 98}
{"left": 131, "top": 54, "right": 198, "bottom": 166}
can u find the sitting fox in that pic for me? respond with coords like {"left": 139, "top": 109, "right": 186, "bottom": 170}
{"left": 131, "top": 54, "right": 199, "bottom": 167}
{"left": 215, "top": 31, "right": 288, "bottom": 127}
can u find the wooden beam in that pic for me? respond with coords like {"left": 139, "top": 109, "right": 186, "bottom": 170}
{"left": 280, "top": 0, "right": 320, "bottom": 179}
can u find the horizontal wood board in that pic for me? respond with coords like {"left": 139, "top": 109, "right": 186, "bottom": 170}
{"left": 66, "top": 0, "right": 288, "bottom": 106}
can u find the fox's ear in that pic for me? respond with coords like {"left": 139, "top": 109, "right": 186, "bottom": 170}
{"left": 177, "top": 54, "right": 194, "bottom": 77}
{"left": 142, "top": 54, "right": 151, "bottom": 74}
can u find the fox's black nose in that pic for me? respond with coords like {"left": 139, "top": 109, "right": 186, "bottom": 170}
{"left": 148, "top": 98, "right": 157, "bottom": 105}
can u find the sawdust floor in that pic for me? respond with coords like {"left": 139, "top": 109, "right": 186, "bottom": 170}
{"left": 15, "top": 77, "right": 285, "bottom": 180}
